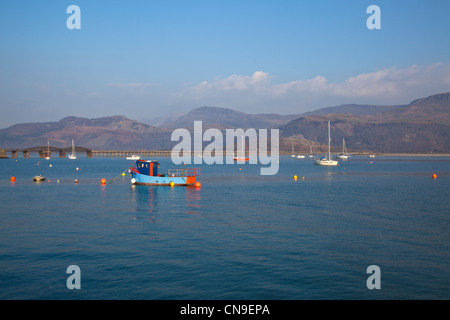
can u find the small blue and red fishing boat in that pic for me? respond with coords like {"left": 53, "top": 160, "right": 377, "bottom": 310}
{"left": 129, "top": 160, "right": 200, "bottom": 186}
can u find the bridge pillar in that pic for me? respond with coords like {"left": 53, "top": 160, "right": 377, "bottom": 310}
{"left": 23, "top": 151, "right": 30, "bottom": 158}
{"left": 86, "top": 151, "right": 93, "bottom": 158}
{"left": 11, "top": 151, "right": 18, "bottom": 158}
{"left": 59, "top": 151, "right": 66, "bottom": 158}
{"left": 39, "top": 151, "right": 51, "bottom": 158}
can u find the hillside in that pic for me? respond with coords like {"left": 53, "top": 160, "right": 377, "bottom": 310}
{"left": 279, "top": 92, "right": 450, "bottom": 153}
{"left": 0, "top": 116, "right": 172, "bottom": 150}
{"left": 158, "top": 106, "right": 301, "bottom": 129}
{"left": 145, "top": 103, "right": 401, "bottom": 129}
{"left": 300, "top": 104, "right": 404, "bottom": 117}
{"left": 1, "top": 92, "right": 448, "bottom": 153}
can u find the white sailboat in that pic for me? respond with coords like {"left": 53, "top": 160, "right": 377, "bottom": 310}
{"left": 68, "top": 139, "right": 77, "bottom": 159}
{"left": 233, "top": 136, "right": 249, "bottom": 161}
{"left": 337, "top": 138, "right": 349, "bottom": 159}
{"left": 290, "top": 140, "right": 296, "bottom": 157}
{"left": 45, "top": 140, "right": 51, "bottom": 160}
{"left": 308, "top": 145, "right": 314, "bottom": 158}
{"left": 314, "top": 121, "right": 338, "bottom": 166}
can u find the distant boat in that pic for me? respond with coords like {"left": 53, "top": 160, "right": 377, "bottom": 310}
{"left": 308, "top": 145, "right": 314, "bottom": 158}
{"left": 234, "top": 136, "right": 249, "bottom": 161}
{"left": 369, "top": 154, "right": 375, "bottom": 158}
{"left": 68, "top": 139, "right": 77, "bottom": 159}
{"left": 127, "top": 154, "right": 141, "bottom": 161}
{"left": 45, "top": 140, "right": 50, "bottom": 160}
{"left": 315, "top": 121, "right": 338, "bottom": 166}
{"left": 297, "top": 154, "right": 305, "bottom": 158}
{"left": 290, "top": 140, "right": 296, "bottom": 158}
{"left": 336, "top": 138, "right": 349, "bottom": 160}
{"left": 33, "top": 175, "right": 46, "bottom": 182}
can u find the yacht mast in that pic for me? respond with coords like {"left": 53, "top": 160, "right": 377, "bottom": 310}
{"left": 328, "top": 121, "right": 331, "bottom": 160}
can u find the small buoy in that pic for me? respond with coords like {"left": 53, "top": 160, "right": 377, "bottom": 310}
{"left": 370, "top": 161, "right": 373, "bottom": 164}
{"left": 57, "top": 180, "right": 60, "bottom": 183}
{"left": 122, "top": 172, "right": 125, "bottom": 176}
{"left": 49, "top": 164, "right": 52, "bottom": 167}
{"left": 100, "top": 178, "right": 107, "bottom": 185}
{"left": 74, "top": 179, "right": 78, "bottom": 184}
{"left": 302, "top": 176, "right": 305, "bottom": 180}
{"left": 131, "top": 178, "right": 136, "bottom": 184}
{"left": 194, "top": 181, "right": 201, "bottom": 188}
{"left": 294, "top": 175, "right": 297, "bottom": 180}
{"left": 432, "top": 174, "right": 437, "bottom": 179}
{"left": 170, "top": 181, "right": 175, "bottom": 187}
{"left": 76, "top": 167, "right": 79, "bottom": 171}
{"left": 10, "top": 176, "right": 15, "bottom": 182}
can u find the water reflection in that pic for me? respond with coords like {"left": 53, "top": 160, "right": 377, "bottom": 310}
{"left": 185, "top": 186, "right": 202, "bottom": 215}
{"left": 129, "top": 185, "right": 159, "bottom": 223}
{"left": 129, "top": 185, "right": 202, "bottom": 217}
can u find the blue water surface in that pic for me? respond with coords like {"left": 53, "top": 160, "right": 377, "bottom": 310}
{"left": 0, "top": 155, "right": 449, "bottom": 299}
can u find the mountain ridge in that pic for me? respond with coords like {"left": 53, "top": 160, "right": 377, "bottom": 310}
{"left": 0, "top": 92, "right": 449, "bottom": 153}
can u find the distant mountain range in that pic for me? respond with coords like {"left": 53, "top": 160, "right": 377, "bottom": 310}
{"left": 144, "top": 103, "right": 404, "bottom": 129}
{"left": 0, "top": 116, "right": 172, "bottom": 150}
{"left": 279, "top": 92, "right": 450, "bottom": 153}
{"left": 0, "top": 92, "right": 449, "bottom": 153}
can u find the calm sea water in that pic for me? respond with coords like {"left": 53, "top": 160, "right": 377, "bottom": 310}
{"left": 0, "top": 155, "right": 449, "bottom": 300}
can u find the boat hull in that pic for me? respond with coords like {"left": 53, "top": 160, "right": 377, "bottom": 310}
{"left": 127, "top": 155, "right": 141, "bottom": 160}
{"left": 130, "top": 171, "right": 196, "bottom": 186}
{"left": 314, "top": 159, "right": 338, "bottom": 166}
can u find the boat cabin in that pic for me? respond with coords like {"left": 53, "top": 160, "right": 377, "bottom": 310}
{"left": 136, "top": 160, "right": 159, "bottom": 176}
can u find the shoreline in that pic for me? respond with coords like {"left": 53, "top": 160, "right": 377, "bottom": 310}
{"left": 352, "top": 153, "right": 450, "bottom": 157}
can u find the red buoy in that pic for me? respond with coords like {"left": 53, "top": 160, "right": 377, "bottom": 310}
{"left": 100, "top": 178, "right": 107, "bottom": 185}
{"left": 194, "top": 181, "right": 201, "bottom": 188}
{"left": 432, "top": 174, "right": 437, "bottom": 179}
{"left": 10, "top": 176, "right": 16, "bottom": 182}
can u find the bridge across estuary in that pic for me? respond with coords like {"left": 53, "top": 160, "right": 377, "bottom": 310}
{"left": 4, "top": 146, "right": 274, "bottom": 159}
{"left": 5, "top": 146, "right": 189, "bottom": 158}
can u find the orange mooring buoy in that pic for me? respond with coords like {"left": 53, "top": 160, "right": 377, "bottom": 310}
{"left": 194, "top": 181, "right": 201, "bottom": 188}
{"left": 100, "top": 178, "right": 107, "bottom": 185}
{"left": 432, "top": 174, "right": 437, "bottom": 179}
{"left": 10, "top": 176, "right": 16, "bottom": 182}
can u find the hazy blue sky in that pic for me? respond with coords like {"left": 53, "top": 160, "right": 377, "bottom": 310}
{"left": 1, "top": 0, "right": 449, "bottom": 127}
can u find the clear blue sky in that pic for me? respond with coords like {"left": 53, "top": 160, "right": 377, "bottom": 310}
{"left": 1, "top": 0, "right": 449, "bottom": 127}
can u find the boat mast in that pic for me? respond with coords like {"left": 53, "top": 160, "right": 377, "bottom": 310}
{"left": 343, "top": 138, "right": 346, "bottom": 155}
{"left": 328, "top": 121, "right": 331, "bottom": 160}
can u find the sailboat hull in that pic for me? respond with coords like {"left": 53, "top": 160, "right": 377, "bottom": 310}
{"left": 314, "top": 158, "right": 338, "bottom": 166}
